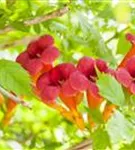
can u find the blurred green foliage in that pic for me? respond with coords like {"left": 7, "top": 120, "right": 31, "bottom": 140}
{"left": 0, "top": 0, "right": 135, "bottom": 149}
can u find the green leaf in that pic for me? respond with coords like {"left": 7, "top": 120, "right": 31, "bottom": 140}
{"left": 50, "top": 21, "right": 67, "bottom": 32}
{"left": 106, "top": 110, "right": 135, "bottom": 144}
{"left": 97, "top": 73, "right": 125, "bottom": 106}
{"left": 117, "top": 33, "right": 131, "bottom": 54}
{"left": 85, "top": 107, "right": 103, "bottom": 123}
{"left": 130, "top": 95, "right": 135, "bottom": 105}
{"left": 0, "top": 59, "right": 33, "bottom": 97}
{"left": 11, "top": 21, "right": 29, "bottom": 32}
{"left": 120, "top": 140, "right": 135, "bottom": 150}
{"left": 76, "top": 11, "right": 116, "bottom": 65}
{"left": 92, "top": 127, "right": 111, "bottom": 150}
{"left": 33, "top": 24, "right": 41, "bottom": 33}
{"left": 0, "top": 17, "right": 6, "bottom": 28}
{"left": 36, "top": 6, "right": 46, "bottom": 16}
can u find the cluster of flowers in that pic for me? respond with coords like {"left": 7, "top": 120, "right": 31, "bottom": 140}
{"left": 116, "top": 33, "right": 135, "bottom": 94}
{"left": 16, "top": 33, "right": 135, "bottom": 129}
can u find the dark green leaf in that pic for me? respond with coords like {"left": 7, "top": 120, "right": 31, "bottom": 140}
{"left": 92, "top": 127, "right": 111, "bottom": 150}
{"left": 33, "top": 24, "right": 41, "bottom": 33}
{"left": 36, "top": 6, "right": 46, "bottom": 16}
{"left": 0, "top": 17, "right": 6, "bottom": 28}
{"left": 120, "top": 140, "right": 135, "bottom": 150}
{"left": 0, "top": 9, "right": 5, "bottom": 17}
{"left": 11, "top": 21, "right": 29, "bottom": 32}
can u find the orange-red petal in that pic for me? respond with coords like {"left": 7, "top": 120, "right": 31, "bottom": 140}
{"left": 87, "top": 82, "right": 103, "bottom": 108}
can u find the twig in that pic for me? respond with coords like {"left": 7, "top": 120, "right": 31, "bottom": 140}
{"left": 68, "top": 139, "right": 92, "bottom": 150}
{"left": 0, "top": 5, "right": 69, "bottom": 34}
{"left": 24, "top": 5, "right": 69, "bottom": 26}
{"left": 0, "top": 26, "right": 13, "bottom": 34}
{"left": 105, "top": 26, "right": 130, "bottom": 44}
{"left": 0, "top": 85, "right": 32, "bottom": 109}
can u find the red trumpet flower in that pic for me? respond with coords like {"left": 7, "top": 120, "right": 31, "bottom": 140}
{"left": 16, "top": 35, "right": 60, "bottom": 81}
{"left": 103, "top": 33, "right": 135, "bottom": 124}
{"left": 36, "top": 63, "right": 89, "bottom": 103}
{"left": 77, "top": 56, "right": 113, "bottom": 108}
{"left": 36, "top": 63, "right": 89, "bottom": 129}
{"left": 117, "top": 33, "right": 135, "bottom": 94}
{"left": 36, "top": 63, "right": 76, "bottom": 102}
{"left": 118, "top": 33, "right": 135, "bottom": 68}
{"left": 116, "top": 56, "right": 135, "bottom": 94}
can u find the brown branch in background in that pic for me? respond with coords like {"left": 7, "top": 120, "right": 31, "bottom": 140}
{"left": 0, "top": 26, "right": 13, "bottom": 35}
{"left": 24, "top": 5, "right": 69, "bottom": 26}
{"left": 0, "top": 85, "right": 32, "bottom": 109}
{"left": 0, "top": 5, "right": 69, "bottom": 35}
{"left": 68, "top": 139, "right": 92, "bottom": 150}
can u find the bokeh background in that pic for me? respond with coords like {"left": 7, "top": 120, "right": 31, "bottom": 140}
{"left": 0, "top": 0, "right": 135, "bottom": 149}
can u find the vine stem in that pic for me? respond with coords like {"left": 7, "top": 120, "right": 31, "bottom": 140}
{"left": 0, "top": 5, "right": 69, "bottom": 34}
{"left": 0, "top": 85, "right": 32, "bottom": 109}
{"left": 105, "top": 26, "right": 130, "bottom": 44}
